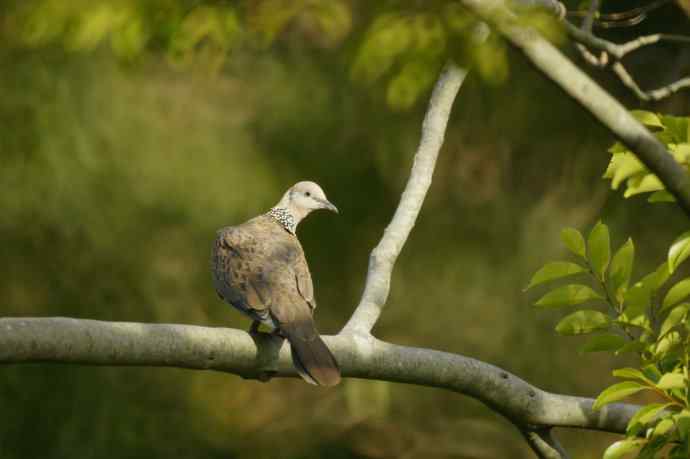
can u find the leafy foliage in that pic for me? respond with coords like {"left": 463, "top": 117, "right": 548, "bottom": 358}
{"left": 528, "top": 223, "right": 690, "bottom": 458}
{"left": 1, "top": 0, "right": 566, "bottom": 110}
{"left": 603, "top": 111, "right": 690, "bottom": 203}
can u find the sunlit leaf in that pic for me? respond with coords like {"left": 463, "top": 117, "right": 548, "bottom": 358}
{"left": 555, "top": 310, "right": 609, "bottom": 335}
{"left": 351, "top": 14, "right": 413, "bottom": 83}
{"left": 471, "top": 33, "right": 508, "bottom": 85}
{"left": 655, "top": 331, "right": 682, "bottom": 357}
{"left": 525, "top": 261, "right": 584, "bottom": 290}
{"left": 627, "top": 403, "right": 671, "bottom": 435}
{"left": 604, "top": 153, "right": 645, "bottom": 190}
{"left": 670, "top": 143, "right": 690, "bottom": 164}
{"left": 669, "top": 231, "right": 690, "bottom": 274}
{"left": 609, "top": 238, "right": 634, "bottom": 302}
{"left": 662, "top": 279, "right": 690, "bottom": 311}
{"left": 660, "top": 115, "right": 690, "bottom": 143}
{"left": 648, "top": 190, "right": 675, "bottom": 203}
{"left": 623, "top": 174, "right": 664, "bottom": 198}
{"left": 659, "top": 304, "right": 689, "bottom": 336}
{"left": 652, "top": 418, "right": 675, "bottom": 436}
{"left": 386, "top": 56, "right": 442, "bottom": 110}
{"left": 593, "top": 381, "right": 649, "bottom": 410}
{"left": 603, "top": 439, "right": 645, "bottom": 459}
{"left": 631, "top": 110, "right": 664, "bottom": 128}
{"left": 561, "top": 227, "right": 586, "bottom": 258}
{"left": 534, "top": 284, "right": 603, "bottom": 308}
{"left": 613, "top": 367, "right": 652, "bottom": 384}
{"left": 588, "top": 221, "right": 610, "bottom": 280}
{"left": 579, "top": 334, "right": 626, "bottom": 354}
{"left": 657, "top": 373, "right": 686, "bottom": 390}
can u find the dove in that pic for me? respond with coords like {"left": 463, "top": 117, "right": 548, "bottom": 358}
{"left": 212, "top": 181, "right": 341, "bottom": 386}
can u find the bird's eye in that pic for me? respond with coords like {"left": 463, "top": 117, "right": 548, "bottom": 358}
{"left": 305, "top": 192, "right": 311, "bottom": 197}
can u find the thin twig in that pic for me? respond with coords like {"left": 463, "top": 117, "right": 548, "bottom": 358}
{"left": 582, "top": 0, "right": 599, "bottom": 32}
{"left": 564, "top": 19, "right": 690, "bottom": 102}
{"left": 617, "top": 33, "right": 690, "bottom": 56}
{"left": 340, "top": 63, "right": 467, "bottom": 335}
{"left": 520, "top": 428, "right": 570, "bottom": 459}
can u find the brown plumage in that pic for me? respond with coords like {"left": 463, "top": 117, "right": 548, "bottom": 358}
{"left": 211, "top": 181, "right": 341, "bottom": 386}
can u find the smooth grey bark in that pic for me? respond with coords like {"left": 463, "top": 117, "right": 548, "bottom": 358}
{"left": 342, "top": 64, "right": 467, "bottom": 335}
{"left": 459, "top": 0, "right": 690, "bottom": 216}
{"left": 0, "top": 317, "right": 638, "bottom": 434}
{"left": 520, "top": 428, "right": 570, "bottom": 459}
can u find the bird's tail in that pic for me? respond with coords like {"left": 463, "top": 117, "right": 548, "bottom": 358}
{"left": 281, "top": 316, "right": 341, "bottom": 387}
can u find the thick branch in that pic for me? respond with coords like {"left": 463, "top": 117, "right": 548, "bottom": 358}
{"left": 461, "top": 0, "right": 690, "bottom": 216}
{"left": 0, "top": 317, "right": 639, "bottom": 434}
{"left": 341, "top": 64, "right": 467, "bottom": 335}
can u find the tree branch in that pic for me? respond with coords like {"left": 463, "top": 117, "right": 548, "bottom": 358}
{"left": 459, "top": 0, "right": 690, "bottom": 216}
{"left": 564, "top": 18, "right": 690, "bottom": 101}
{"left": 520, "top": 427, "right": 570, "bottom": 459}
{"left": 341, "top": 63, "right": 467, "bottom": 335}
{"left": 0, "top": 317, "right": 640, "bottom": 434}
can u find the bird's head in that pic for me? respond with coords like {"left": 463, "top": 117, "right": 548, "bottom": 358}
{"left": 274, "top": 181, "right": 338, "bottom": 228}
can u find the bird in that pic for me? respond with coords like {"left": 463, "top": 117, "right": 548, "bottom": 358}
{"left": 211, "top": 181, "right": 341, "bottom": 386}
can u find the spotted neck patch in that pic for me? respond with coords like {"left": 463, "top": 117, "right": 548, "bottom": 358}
{"left": 267, "top": 207, "right": 296, "bottom": 234}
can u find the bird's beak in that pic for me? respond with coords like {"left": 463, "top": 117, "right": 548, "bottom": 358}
{"left": 321, "top": 199, "right": 339, "bottom": 214}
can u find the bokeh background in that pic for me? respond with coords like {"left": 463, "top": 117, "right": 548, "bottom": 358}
{"left": 1, "top": 1, "right": 689, "bottom": 458}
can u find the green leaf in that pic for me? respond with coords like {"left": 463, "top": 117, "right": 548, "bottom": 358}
{"left": 561, "top": 228, "right": 586, "bottom": 258}
{"left": 555, "top": 310, "right": 610, "bottom": 335}
{"left": 631, "top": 110, "right": 664, "bottom": 128}
{"left": 657, "top": 373, "right": 686, "bottom": 390}
{"left": 603, "top": 439, "right": 645, "bottom": 459}
{"left": 669, "top": 231, "right": 690, "bottom": 274}
{"left": 613, "top": 367, "right": 653, "bottom": 384}
{"left": 675, "top": 410, "right": 690, "bottom": 441}
{"left": 605, "top": 153, "right": 645, "bottom": 190}
{"left": 660, "top": 304, "right": 689, "bottom": 336}
{"left": 663, "top": 279, "right": 690, "bottom": 311}
{"left": 647, "top": 262, "right": 672, "bottom": 291}
{"left": 525, "top": 261, "right": 585, "bottom": 290}
{"left": 579, "top": 334, "right": 626, "bottom": 354}
{"left": 623, "top": 174, "right": 664, "bottom": 198}
{"left": 627, "top": 403, "right": 671, "bottom": 434}
{"left": 648, "top": 190, "right": 675, "bottom": 203}
{"left": 609, "top": 238, "right": 634, "bottom": 302}
{"left": 593, "top": 381, "right": 648, "bottom": 410}
{"left": 624, "top": 262, "right": 671, "bottom": 317}
{"left": 652, "top": 417, "right": 675, "bottom": 436}
{"left": 641, "top": 364, "right": 663, "bottom": 383}
{"left": 660, "top": 115, "right": 689, "bottom": 143}
{"left": 623, "top": 283, "right": 651, "bottom": 318}
{"left": 534, "top": 284, "right": 603, "bottom": 308}
{"left": 615, "top": 341, "right": 646, "bottom": 356}
{"left": 670, "top": 143, "right": 690, "bottom": 164}
{"left": 588, "top": 222, "right": 610, "bottom": 280}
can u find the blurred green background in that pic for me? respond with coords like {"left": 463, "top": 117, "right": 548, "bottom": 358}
{"left": 1, "top": 1, "right": 689, "bottom": 458}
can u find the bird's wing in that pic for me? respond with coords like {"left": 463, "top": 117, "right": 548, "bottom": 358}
{"left": 294, "top": 251, "right": 316, "bottom": 310}
{"left": 212, "top": 226, "right": 272, "bottom": 315}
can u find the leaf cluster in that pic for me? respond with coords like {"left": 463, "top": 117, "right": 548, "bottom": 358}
{"left": 527, "top": 223, "right": 690, "bottom": 458}
{"left": 604, "top": 111, "right": 690, "bottom": 203}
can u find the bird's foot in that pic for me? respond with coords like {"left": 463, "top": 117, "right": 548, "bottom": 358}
{"left": 271, "top": 328, "right": 286, "bottom": 339}
{"left": 248, "top": 320, "right": 273, "bottom": 338}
